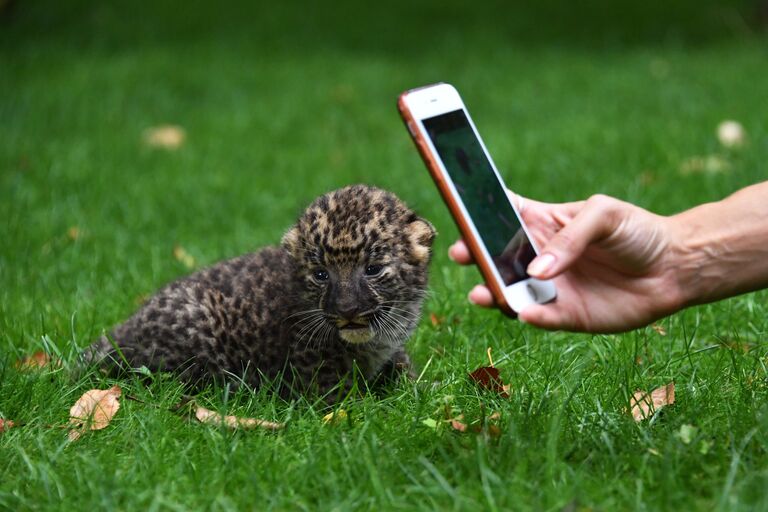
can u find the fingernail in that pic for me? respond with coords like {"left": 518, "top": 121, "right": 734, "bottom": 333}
{"left": 527, "top": 253, "right": 555, "bottom": 277}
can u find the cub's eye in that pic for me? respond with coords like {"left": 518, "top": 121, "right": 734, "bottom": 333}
{"left": 364, "top": 264, "right": 384, "bottom": 276}
{"left": 313, "top": 269, "right": 330, "bottom": 282}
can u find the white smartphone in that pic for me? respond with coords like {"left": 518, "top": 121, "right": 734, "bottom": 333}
{"left": 398, "top": 82, "right": 556, "bottom": 314}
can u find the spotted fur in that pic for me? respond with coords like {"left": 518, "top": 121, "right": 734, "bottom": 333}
{"left": 86, "top": 185, "right": 435, "bottom": 401}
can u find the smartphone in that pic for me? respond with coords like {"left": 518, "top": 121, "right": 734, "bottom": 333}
{"left": 398, "top": 82, "right": 556, "bottom": 314}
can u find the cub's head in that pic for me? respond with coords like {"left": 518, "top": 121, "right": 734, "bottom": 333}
{"left": 282, "top": 185, "right": 435, "bottom": 346}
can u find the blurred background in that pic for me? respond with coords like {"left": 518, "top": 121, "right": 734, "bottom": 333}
{"left": 1, "top": 0, "right": 766, "bottom": 349}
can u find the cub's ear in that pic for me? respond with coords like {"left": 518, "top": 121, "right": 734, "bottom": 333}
{"left": 406, "top": 218, "right": 436, "bottom": 263}
{"left": 281, "top": 226, "right": 300, "bottom": 257}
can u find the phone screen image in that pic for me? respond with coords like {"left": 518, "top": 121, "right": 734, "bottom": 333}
{"left": 422, "top": 109, "right": 536, "bottom": 286}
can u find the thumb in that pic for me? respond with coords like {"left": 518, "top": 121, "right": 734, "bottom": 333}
{"left": 526, "top": 195, "right": 619, "bottom": 279}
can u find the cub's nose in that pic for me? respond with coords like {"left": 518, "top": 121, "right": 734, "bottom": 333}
{"left": 336, "top": 303, "right": 359, "bottom": 320}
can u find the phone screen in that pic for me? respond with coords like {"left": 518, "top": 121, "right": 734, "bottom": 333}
{"left": 422, "top": 109, "right": 536, "bottom": 286}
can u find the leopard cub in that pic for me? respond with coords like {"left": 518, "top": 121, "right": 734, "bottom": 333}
{"left": 86, "top": 185, "right": 435, "bottom": 401}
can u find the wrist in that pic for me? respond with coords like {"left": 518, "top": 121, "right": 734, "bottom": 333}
{"left": 665, "top": 185, "right": 768, "bottom": 309}
{"left": 665, "top": 211, "right": 718, "bottom": 309}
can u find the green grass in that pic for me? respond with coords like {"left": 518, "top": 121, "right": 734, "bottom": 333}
{"left": 2, "top": 1, "right": 768, "bottom": 510}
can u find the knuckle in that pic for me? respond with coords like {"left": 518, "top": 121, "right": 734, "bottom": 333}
{"left": 587, "top": 194, "right": 623, "bottom": 227}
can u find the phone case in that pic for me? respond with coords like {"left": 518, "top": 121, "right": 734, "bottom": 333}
{"left": 397, "top": 91, "right": 516, "bottom": 316}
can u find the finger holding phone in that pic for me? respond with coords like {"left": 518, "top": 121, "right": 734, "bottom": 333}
{"left": 448, "top": 193, "right": 685, "bottom": 333}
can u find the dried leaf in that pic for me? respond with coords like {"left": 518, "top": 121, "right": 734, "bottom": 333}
{"left": 15, "top": 351, "right": 60, "bottom": 370}
{"left": 630, "top": 382, "right": 675, "bottom": 422}
{"left": 676, "top": 423, "right": 697, "bottom": 445}
{"left": 468, "top": 367, "right": 510, "bottom": 398}
{"left": 486, "top": 424, "right": 502, "bottom": 438}
{"left": 719, "top": 338, "right": 753, "bottom": 354}
{"left": 0, "top": 419, "right": 16, "bottom": 433}
{"left": 717, "top": 120, "right": 745, "bottom": 148}
{"left": 450, "top": 418, "right": 468, "bottom": 432}
{"left": 321, "top": 409, "right": 348, "bottom": 426}
{"left": 68, "top": 386, "right": 122, "bottom": 441}
{"left": 651, "top": 323, "right": 667, "bottom": 336}
{"left": 172, "top": 245, "right": 196, "bottom": 269}
{"left": 143, "top": 125, "right": 186, "bottom": 149}
{"left": 429, "top": 313, "right": 444, "bottom": 327}
{"left": 195, "top": 406, "right": 284, "bottom": 431}
{"left": 679, "top": 155, "right": 730, "bottom": 175}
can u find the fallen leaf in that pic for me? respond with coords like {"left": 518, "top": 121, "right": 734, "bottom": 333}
{"left": 719, "top": 338, "right": 753, "bottom": 354}
{"left": 143, "top": 125, "right": 186, "bottom": 149}
{"left": 0, "top": 419, "right": 16, "bottom": 433}
{"left": 321, "top": 408, "right": 348, "bottom": 426}
{"left": 429, "top": 313, "right": 444, "bottom": 327}
{"left": 421, "top": 418, "right": 438, "bottom": 429}
{"left": 675, "top": 423, "right": 698, "bottom": 445}
{"left": 717, "top": 120, "right": 745, "bottom": 148}
{"left": 630, "top": 382, "right": 675, "bottom": 422}
{"left": 195, "top": 406, "right": 284, "bottom": 431}
{"left": 468, "top": 367, "right": 510, "bottom": 398}
{"left": 450, "top": 418, "right": 468, "bottom": 432}
{"left": 486, "top": 424, "right": 502, "bottom": 438}
{"left": 15, "top": 351, "right": 60, "bottom": 370}
{"left": 468, "top": 347, "right": 511, "bottom": 397}
{"left": 680, "top": 155, "right": 730, "bottom": 175}
{"left": 651, "top": 323, "right": 667, "bottom": 336}
{"left": 172, "top": 245, "right": 196, "bottom": 269}
{"left": 68, "top": 385, "right": 122, "bottom": 441}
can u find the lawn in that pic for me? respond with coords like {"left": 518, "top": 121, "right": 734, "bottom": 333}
{"left": 1, "top": 1, "right": 767, "bottom": 510}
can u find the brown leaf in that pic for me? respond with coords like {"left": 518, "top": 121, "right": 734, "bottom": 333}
{"left": 143, "top": 125, "right": 186, "bottom": 149}
{"left": 468, "top": 367, "right": 510, "bottom": 398}
{"left": 429, "top": 313, "right": 444, "bottom": 327}
{"left": 719, "top": 338, "right": 753, "bottom": 354}
{"left": 68, "top": 386, "right": 122, "bottom": 441}
{"left": 450, "top": 418, "right": 468, "bottom": 432}
{"left": 0, "top": 419, "right": 17, "bottom": 433}
{"left": 172, "top": 245, "right": 196, "bottom": 269}
{"left": 15, "top": 351, "right": 60, "bottom": 370}
{"left": 631, "top": 382, "right": 675, "bottom": 422}
{"left": 195, "top": 406, "right": 284, "bottom": 431}
{"left": 651, "top": 323, "right": 667, "bottom": 336}
{"left": 322, "top": 408, "right": 348, "bottom": 426}
{"left": 486, "top": 424, "right": 502, "bottom": 438}
{"left": 679, "top": 155, "right": 730, "bottom": 175}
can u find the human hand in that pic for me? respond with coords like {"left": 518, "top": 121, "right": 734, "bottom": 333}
{"left": 449, "top": 193, "right": 686, "bottom": 333}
